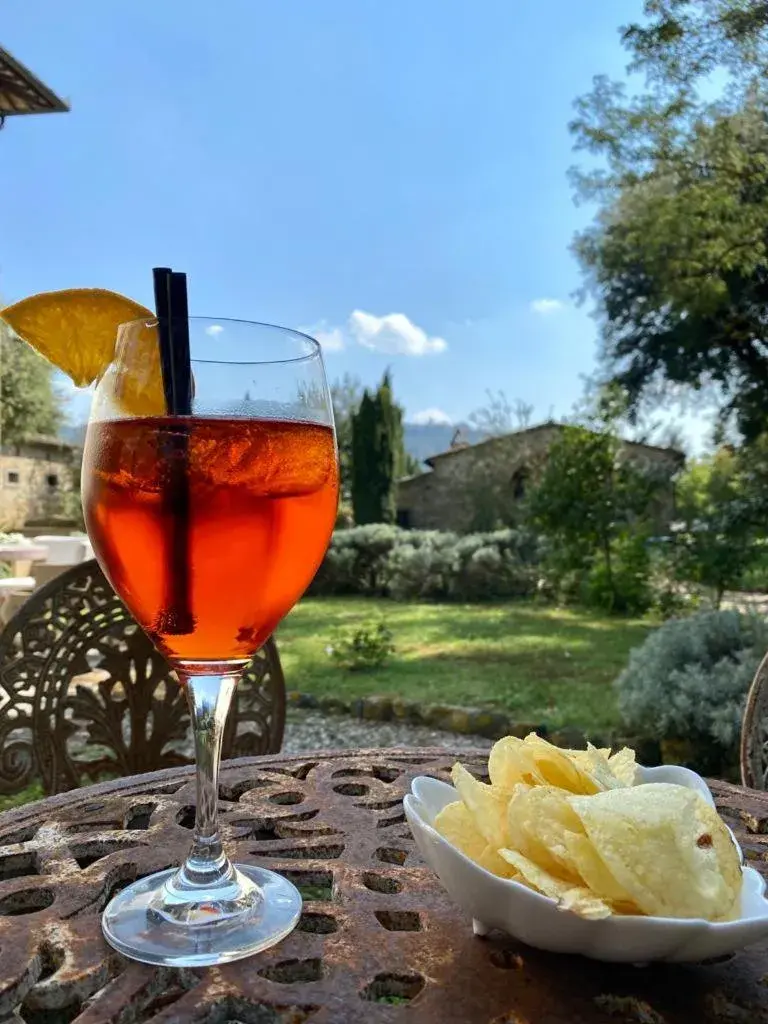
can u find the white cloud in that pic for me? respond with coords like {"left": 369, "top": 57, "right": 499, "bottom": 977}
{"left": 299, "top": 321, "right": 345, "bottom": 352}
{"left": 297, "top": 310, "right": 448, "bottom": 357}
{"left": 205, "top": 324, "right": 224, "bottom": 336}
{"left": 349, "top": 310, "right": 447, "bottom": 355}
{"left": 316, "top": 327, "right": 345, "bottom": 352}
{"left": 530, "top": 298, "right": 564, "bottom": 315}
{"left": 411, "top": 408, "right": 453, "bottom": 425}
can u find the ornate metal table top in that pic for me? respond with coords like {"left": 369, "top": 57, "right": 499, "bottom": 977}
{"left": 1, "top": 748, "right": 768, "bottom": 1023}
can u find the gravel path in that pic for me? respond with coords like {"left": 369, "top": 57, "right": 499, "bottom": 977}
{"left": 281, "top": 708, "right": 492, "bottom": 754}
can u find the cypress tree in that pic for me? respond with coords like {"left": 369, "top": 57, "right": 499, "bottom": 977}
{"left": 351, "top": 390, "right": 380, "bottom": 524}
{"left": 350, "top": 372, "right": 407, "bottom": 524}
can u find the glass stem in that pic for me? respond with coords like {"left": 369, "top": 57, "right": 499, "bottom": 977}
{"left": 177, "top": 668, "right": 239, "bottom": 889}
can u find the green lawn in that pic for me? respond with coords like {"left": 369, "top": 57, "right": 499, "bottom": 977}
{"left": 276, "top": 598, "right": 653, "bottom": 733}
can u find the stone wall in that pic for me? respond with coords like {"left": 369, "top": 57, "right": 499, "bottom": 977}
{"left": 396, "top": 423, "right": 683, "bottom": 534}
{"left": 0, "top": 442, "right": 76, "bottom": 529}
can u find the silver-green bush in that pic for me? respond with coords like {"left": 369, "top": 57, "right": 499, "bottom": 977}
{"left": 309, "top": 525, "right": 544, "bottom": 602}
{"left": 384, "top": 537, "right": 458, "bottom": 601}
{"left": 309, "top": 524, "right": 402, "bottom": 595}
{"left": 615, "top": 610, "right": 768, "bottom": 764}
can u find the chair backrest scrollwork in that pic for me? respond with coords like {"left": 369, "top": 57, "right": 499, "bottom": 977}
{"left": 741, "top": 650, "right": 768, "bottom": 790}
{"left": 0, "top": 559, "right": 285, "bottom": 796}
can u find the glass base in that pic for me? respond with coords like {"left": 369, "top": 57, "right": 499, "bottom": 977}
{"left": 102, "top": 863, "right": 302, "bottom": 967}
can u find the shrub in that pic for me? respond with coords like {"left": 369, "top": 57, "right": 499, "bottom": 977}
{"left": 0, "top": 533, "right": 27, "bottom": 544}
{"left": 309, "top": 544, "right": 359, "bottom": 595}
{"left": 310, "top": 525, "right": 545, "bottom": 603}
{"left": 615, "top": 610, "right": 768, "bottom": 772}
{"left": 583, "top": 532, "right": 654, "bottom": 615}
{"left": 384, "top": 536, "right": 457, "bottom": 601}
{"left": 537, "top": 531, "right": 657, "bottom": 615}
{"left": 739, "top": 538, "right": 768, "bottom": 593}
{"left": 328, "top": 621, "right": 395, "bottom": 671}
{"left": 309, "top": 524, "right": 401, "bottom": 596}
{"left": 450, "top": 530, "right": 541, "bottom": 601}
{"left": 650, "top": 584, "right": 703, "bottom": 621}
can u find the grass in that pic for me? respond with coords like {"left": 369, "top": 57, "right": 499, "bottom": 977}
{"left": 276, "top": 597, "right": 653, "bottom": 734}
{"left": 0, "top": 782, "right": 42, "bottom": 814}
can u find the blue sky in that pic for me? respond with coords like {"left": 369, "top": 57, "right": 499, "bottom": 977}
{"left": 3, "top": 0, "right": 702, "bottom": 443}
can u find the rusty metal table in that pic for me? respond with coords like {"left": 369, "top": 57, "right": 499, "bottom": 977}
{"left": 2, "top": 749, "right": 768, "bottom": 1023}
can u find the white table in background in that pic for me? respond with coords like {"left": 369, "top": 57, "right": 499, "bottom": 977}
{"left": 0, "top": 543, "right": 48, "bottom": 626}
{"left": 0, "top": 543, "right": 48, "bottom": 576}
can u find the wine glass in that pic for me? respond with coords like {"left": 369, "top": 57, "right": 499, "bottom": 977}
{"left": 81, "top": 317, "right": 338, "bottom": 966}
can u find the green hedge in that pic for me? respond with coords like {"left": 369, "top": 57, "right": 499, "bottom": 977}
{"left": 308, "top": 524, "right": 544, "bottom": 602}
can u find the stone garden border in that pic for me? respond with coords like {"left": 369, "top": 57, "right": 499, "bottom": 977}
{"left": 286, "top": 690, "right": 664, "bottom": 766}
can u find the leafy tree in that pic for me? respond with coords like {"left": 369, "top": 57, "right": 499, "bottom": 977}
{"left": 330, "top": 373, "right": 363, "bottom": 498}
{"left": 572, "top": 2, "right": 768, "bottom": 439}
{"left": 735, "top": 429, "right": 768, "bottom": 527}
{"left": 0, "top": 323, "right": 63, "bottom": 446}
{"left": 620, "top": 2, "right": 768, "bottom": 87}
{"left": 528, "top": 422, "right": 664, "bottom": 611}
{"left": 350, "top": 372, "right": 409, "bottom": 524}
{"left": 529, "top": 427, "right": 617, "bottom": 577}
{"left": 672, "top": 447, "right": 755, "bottom": 607}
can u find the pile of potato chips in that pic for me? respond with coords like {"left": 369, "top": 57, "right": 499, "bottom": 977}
{"left": 434, "top": 733, "right": 741, "bottom": 921}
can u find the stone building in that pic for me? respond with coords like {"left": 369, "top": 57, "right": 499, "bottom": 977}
{"left": 396, "top": 421, "right": 684, "bottom": 533}
{"left": 0, "top": 436, "right": 77, "bottom": 529}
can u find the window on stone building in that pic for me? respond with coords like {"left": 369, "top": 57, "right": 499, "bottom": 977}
{"left": 6, "top": 471, "right": 19, "bottom": 486}
{"left": 46, "top": 474, "right": 59, "bottom": 488}
{"left": 396, "top": 508, "right": 412, "bottom": 528}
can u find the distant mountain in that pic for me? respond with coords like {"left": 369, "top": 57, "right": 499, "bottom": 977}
{"left": 59, "top": 418, "right": 480, "bottom": 469}
{"left": 403, "top": 422, "right": 482, "bottom": 468}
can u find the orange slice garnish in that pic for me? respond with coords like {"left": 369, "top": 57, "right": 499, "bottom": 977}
{"left": 0, "top": 288, "right": 166, "bottom": 416}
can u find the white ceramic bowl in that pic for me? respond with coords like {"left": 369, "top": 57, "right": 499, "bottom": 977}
{"left": 404, "top": 764, "right": 768, "bottom": 963}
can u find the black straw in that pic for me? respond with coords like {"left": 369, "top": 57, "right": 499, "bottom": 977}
{"left": 152, "top": 266, "right": 194, "bottom": 637}
{"left": 169, "top": 272, "right": 193, "bottom": 416}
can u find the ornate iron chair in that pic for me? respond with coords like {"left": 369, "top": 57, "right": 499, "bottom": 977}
{"left": 741, "top": 651, "right": 768, "bottom": 789}
{"left": 0, "top": 559, "right": 285, "bottom": 797}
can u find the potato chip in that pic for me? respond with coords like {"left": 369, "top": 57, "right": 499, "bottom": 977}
{"left": 553, "top": 744, "right": 636, "bottom": 790}
{"left": 521, "top": 734, "right": 603, "bottom": 795}
{"left": 582, "top": 744, "right": 625, "bottom": 791}
{"left": 477, "top": 845, "right": 519, "bottom": 879}
{"left": 607, "top": 747, "right": 638, "bottom": 786}
{"left": 568, "top": 783, "right": 741, "bottom": 921}
{"left": 564, "top": 747, "right": 612, "bottom": 765}
{"left": 561, "top": 831, "right": 640, "bottom": 913}
{"left": 451, "top": 763, "right": 509, "bottom": 849}
{"left": 433, "top": 801, "right": 488, "bottom": 863}
{"left": 435, "top": 796, "right": 517, "bottom": 878}
{"left": 489, "top": 734, "right": 623, "bottom": 796}
{"left": 488, "top": 737, "right": 531, "bottom": 792}
{"left": 507, "top": 784, "right": 584, "bottom": 880}
{"left": 498, "top": 847, "right": 613, "bottom": 920}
